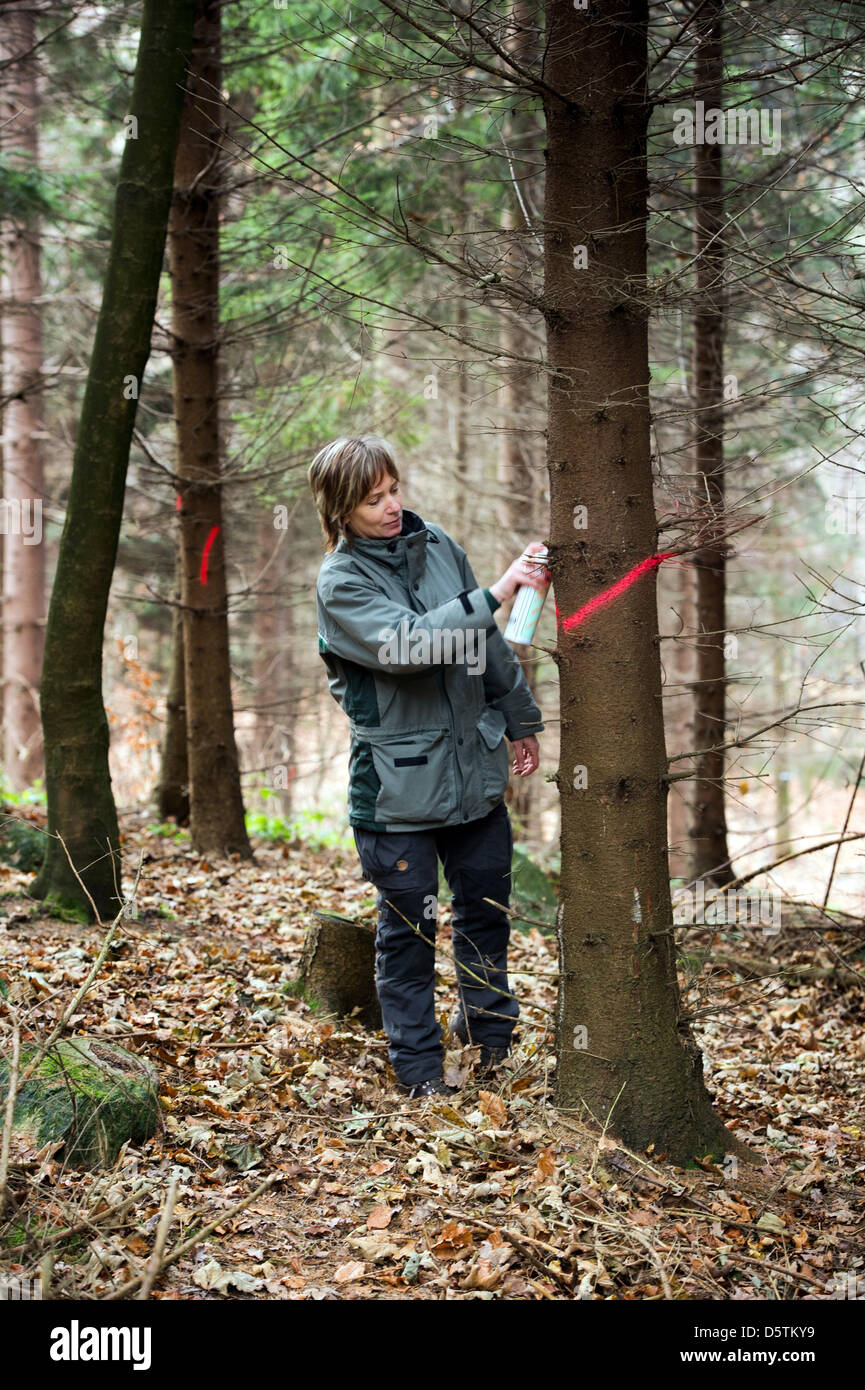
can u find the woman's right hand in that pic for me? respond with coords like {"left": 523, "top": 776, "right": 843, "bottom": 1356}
{"left": 489, "top": 542, "right": 551, "bottom": 604}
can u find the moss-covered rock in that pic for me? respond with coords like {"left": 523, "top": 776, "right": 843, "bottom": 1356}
{"left": 0, "top": 1036, "right": 160, "bottom": 1168}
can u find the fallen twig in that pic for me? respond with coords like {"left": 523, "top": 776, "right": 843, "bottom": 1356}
{"left": 104, "top": 1171, "right": 283, "bottom": 1300}
{"left": 137, "top": 1176, "right": 178, "bottom": 1300}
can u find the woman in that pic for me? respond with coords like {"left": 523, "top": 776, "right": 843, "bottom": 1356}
{"left": 308, "top": 435, "right": 548, "bottom": 1099}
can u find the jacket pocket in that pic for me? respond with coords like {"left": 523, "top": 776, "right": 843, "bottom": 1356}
{"left": 476, "top": 707, "right": 510, "bottom": 798}
{"left": 367, "top": 727, "right": 456, "bottom": 823}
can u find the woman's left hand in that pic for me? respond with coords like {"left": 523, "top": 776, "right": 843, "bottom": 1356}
{"left": 511, "top": 735, "right": 540, "bottom": 777}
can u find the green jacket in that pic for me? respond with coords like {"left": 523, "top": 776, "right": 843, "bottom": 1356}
{"left": 315, "top": 509, "right": 544, "bottom": 830}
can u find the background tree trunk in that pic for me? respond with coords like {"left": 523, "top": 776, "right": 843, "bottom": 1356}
{"left": 689, "top": 0, "right": 732, "bottom": 886}
{"left": 31, "top": 0, "right": 196, "bottom": 919}
{"left": 253, "top": 509, "right": 292, "bottom": 815}
{"left": 0, "top": 0, "right": 46, "bottom": 792}
{"left": 154, "top": 549, "right": 189, "bottom": 822}
{"left": 171, "top": 0, "right": 251, "bottom": 859}
{"left": 496, "top": 0, "right": 544, "bottom": 832}
{"left": 664, "top": 558, "right": 696, "bottom": 879}
{"left": 544, "top": 0, "right": 739, "bottom": 1164}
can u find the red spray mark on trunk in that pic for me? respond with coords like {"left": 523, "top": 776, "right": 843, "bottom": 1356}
{"left": 200, "top": 525, "right": 220, "bottom": 585}
{"left": 555, "top": 552, "right": 675, "bottom": 633}
{"left": 176, "top": 493, "right": 182, "bottom": 510}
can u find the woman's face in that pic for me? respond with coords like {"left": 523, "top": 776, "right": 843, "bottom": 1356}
{"left": 345, "top": 469, "right": 403, "bottom": 539}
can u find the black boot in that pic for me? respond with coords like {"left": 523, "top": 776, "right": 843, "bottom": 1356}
{"left": 398, "top": 1077, "right": 459, "bottom": 1100}
{"left": 449, "top": 1011, "right": 510, "bottom": 1071}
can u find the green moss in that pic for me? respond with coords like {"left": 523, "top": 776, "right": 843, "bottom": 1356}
{"left": 0, "top": 1037, "right": 160, "bottom": 1168}
{"left": 27, "top": 893, "right": 91, "bottom": 925}
{"left": 282, "top": 978, "right": 324, "bottom": 1013}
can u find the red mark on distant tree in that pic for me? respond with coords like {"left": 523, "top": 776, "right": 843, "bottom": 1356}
{"left": 555, "top": 552, "right": 676, "bottom": 633}
{"left": 200, "top": 525, "right": 220, "bottom": 585}
{"left": 176, "top": 493, "right": 182, "bottom": 511}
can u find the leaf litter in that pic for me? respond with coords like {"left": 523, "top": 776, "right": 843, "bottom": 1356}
{"left": 0, "top": 811, "right": 863, "bottom": 1300}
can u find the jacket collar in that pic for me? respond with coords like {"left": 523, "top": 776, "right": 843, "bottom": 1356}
{"left": 338, "top": 508, "right": 439, "bottom": 570}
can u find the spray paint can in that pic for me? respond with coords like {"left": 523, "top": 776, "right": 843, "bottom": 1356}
{"left": 503, "top": 545, "right": 550, "bottom": 645}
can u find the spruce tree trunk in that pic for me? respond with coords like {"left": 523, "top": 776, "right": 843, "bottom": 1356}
{"left": 31, "top": 0, "right": 196, "bottom": 919}
{"left": 544, "top": 0, "right": 739, "bottom": 1164}
{"left": 154, "top": 551, "right": 189, "bottom": 823}
{"left": 497, "top": 202, "right": 542, "bottom": 832}
{"left": 276, "top": 553, "right": 297, "bottom": 822}
{"left": 451, "top": 119, "right": 470, "bottom": 540}
{"left": 170, "top": 0, "right": 251, "bottom": 859}
{"left": 664, "top": 559, "right": 696, "bottom": 880}
{"left": 496, "top": 6, "right": 545, "bottom": 831}
{"left": 0, "top": 1, "right": 46, "bottom": 791}
{"left": 689, "top": 0, "right": 731, "bottom": 885}
{"left": 252, "top": 510, "right": 281, "bottom": 808}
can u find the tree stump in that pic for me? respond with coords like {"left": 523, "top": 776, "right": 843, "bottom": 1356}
{"left": 297, "top": 913, "right": 381, "bottom": 1029}
{"left": 0, "top": 1036, "right": 160, "bottom": 1168}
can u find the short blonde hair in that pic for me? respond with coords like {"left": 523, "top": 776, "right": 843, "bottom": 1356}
{"left": 307, "top": 435, "right": 400, "bottom": 552}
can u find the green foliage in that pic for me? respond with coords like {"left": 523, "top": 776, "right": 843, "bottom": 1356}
{"left": 0, "top": 160, "right": 57, "bottom": 221}
{"left": 0, "top": 777, "right": 47, "bottom": 808}
{"left": 0, "top": 816, "right": 46, "bottom": 873}
{"left": 147, "top": 823, "right": 190, "bottom": 841}
{"left": 246, "top": 806, "right": 354, "bottom": 851}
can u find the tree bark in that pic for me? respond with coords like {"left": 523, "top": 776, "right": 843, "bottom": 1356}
{"left": 0, "top": 1, "right": 46, "bottom": 791}
{"left": 31, "top": 0, "right": 196, "bottom": 919}
{"left": 663, "top": 557, "right": 695, "bottom": 880}
{"left": 170, "top": 0, "right": 251, "bottom": 859}
{"left": 544, "top": 0, "right": 739, "bottom": 1164}
{"left": 297, "top": 916, "right": 382, "bottom": 1029}
{"left": 689, "top": 0, "right": 732, "bottom": 885}
{"left": 154, "top": 549, "right": 189, "bottom": 823}
{"left": 252, "top": 509, "right": 293, "bottom": 815}
{"left": 496, "top": 4, "right": 545, "bottom": 831}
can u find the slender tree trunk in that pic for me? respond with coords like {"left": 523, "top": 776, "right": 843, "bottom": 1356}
{"left": 497, "top": 201, "right": 542, "bottom": 832}
{"left": 496, "top": 6, "right": 544, "bottom": 829}
{"left": 450, "top": 101, "right": 470, "bottom": 539}
{"left": 664, "top": 558, "right": 695, "bottom": 879}
{"left": 0, "top": 1, "right": 46, "bottom": 791}
{"left": 31, "top": 0, "right": 196, "bottom": 919}
{"left": 773, "top": 640, "right": 790, "bottom": 860}
{"left": 253, "top": 509, "right": 282, "bottom": 807}
{"left": 451, "top": 294, "right": 470, "bottom": 537}
{"left": 277, "top": 575, "right": 297, "bottom": 821}
{"left": 170, "top": 0, "right": 251, "bottom": 859}
{"left": 544, "top": 0, "right": 739, "bottom": 1164}
{"left": 154, "top": 550, "right": 189, "bottom": 822}
{"left": 689, "top": 0, "right": 731, "bottom": 885}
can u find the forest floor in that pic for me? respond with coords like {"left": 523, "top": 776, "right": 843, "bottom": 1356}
{"left": 0, "top": 806, "right": 864, "bottom": 1301}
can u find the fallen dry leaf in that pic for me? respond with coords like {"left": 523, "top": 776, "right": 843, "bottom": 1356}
{"left": 431, "top": 1221, "right": 475, "bottom": 1258}
{"left": 366, "top": 1203, "right": 394, "bottom": 1230}
{"left": 478, "top": 1090, "right": 507, "bottom": 1126}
